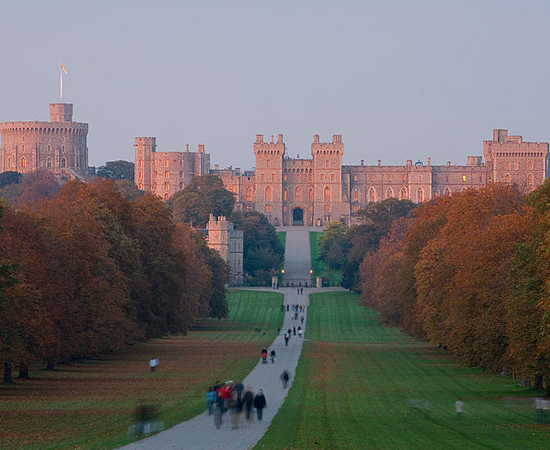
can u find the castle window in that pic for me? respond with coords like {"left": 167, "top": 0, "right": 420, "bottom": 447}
{"left": 309, "top": 173, "right": 312, "bottom": 181}
{"left": 139, "top": 183, "right": 144, "bottom": 190}
{"left": 140, "top": 161, "right": 143, "bottom": 167}
{"left": 386, "top": 187, "right": 394, "bottom": 199}
{"left": 265, "top": 204, "right": 272, "bottom": 212}
{"left": 370, "top": 174, "right": 374, "bottom": 181}
{"left": 444, "top": 187, "right": 451, "bottom": 196}
{"left": 45, "top": 156, "right": 52, "bottom": 167}
{"left": 48, "top": 145, "right": 51, "bottom": 152}
{"left": 324, "top": 204, "right": 331, "bottom": 212}
{"left": 296, "top": 173, "right": 300, "bottom": 181}
{"left": 433, "top": 189, "right": 440, "bottom": 198}
{"left": 321, "top": 174, "right": 325, "bottom": 181}
{"left": 295, "top": 186, "right": 302, "bottom": 202}
{"left": 388, "top": 174, "right": 392, "bottom": 181}
{"left": 353, "top": 205, "right": 359, "bottom": 213}
{"left": 353, "top": 187, "right": 359, "bottom": 202}
{"left": 60, "top": 157, "right": 66, "bottom": 168}
{"left": 165, "top": 182, "right": 169, "bottom": 190}
{"left": 528, "top": 173, "right": 533, "bottom": 185}
{"left": 354, "top": 175, "right": 358, "bottom": 181}
{"left": 284, "top": 175, "right": 287, "bottom": 181}
{"left": 462, "top": 175, "right": 467, "bottom": 182}
{"left": 7, "top": 158, "right": 11, "bottom": 168}
{"left": 267, "top": 160, "right": 271, "bottom": 168}
{"left": 309, "top": 188, "right": 314, "bottom": 202}
{"left": 331, "top": 173, "right": 335, "bottom": 181}
{"left": 324, "top": 186, "right": 331, "bottom": 202}
{"left": 528, "top": 160, "right": 534, "bottom": 170}
{"left": 479, "top": 175, "right": 483, "bottom": 182}
{"left": 246, "top": 205, "right": 252, "bottom": 211}
{"left": 165, "top": 171, "right": 169, "bottom": 179}
{"left": 261, "top": 173, "right": 266, "bottom": 182}
{"left": 283, "top": 189, "right": 288, "bottom": 201}
{"left": 139, "top": 172, "right": 143, "bottom": 179}
{"left": 21, "top": 157, "right": 26, "bottom": 168}
{"left": 433, "top": 174, "right": 437, "bottom": 181}
{"left": 506, "top": 161, "right": 511, "bottom": 170}
{"left": 446, "top": 175, "right": 449, "bottom": 182}
{"left": 164, "top": 193, "right": 169, "bottom": 201}
{"left": 416, "top": 187, "right": 424, "bottom": 203}
{"left": 368, "top": 187, "right": 376, "bottom": 203}
{"left": 229, "top": 185, "right": 236, "bottom": 193}
{"left": 418, "top": 175, "right": 422, "bottom": 182}
{"left": 402, "top": 174, "right": 407, "bottom": 182}
{"left": 265, "top": 186, "right": 272, "bottom": 201}
{"left": 514, "top": 162, "right": 519, "bottom": 170}
{"left": 272, "top": 173, "right": 276, "bottom": 182}
{"left": 326, "top": 160, "right": 330, "bottom": 168}
{"left": 400, "top": 187, "right": 408, "bottom": 200}
{"left": 179, "top": 182, "right": 183, "bottom": 189}
{"left": 246, "top": 187, "right": 253, "bottom": 202}
{"left": 179, "top": 171, "right": 183, "bottom": 178}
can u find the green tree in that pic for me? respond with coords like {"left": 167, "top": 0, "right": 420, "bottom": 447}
{"left": 343, "top": 198, "right": 416, "bottom": 290}
{"left": 96, "top": 160, "right": 135, "bottom": 181}
{"left": 0, "top": 171, "right": 23, "bottom": 188}
{"left": 172, "top": 175, "right": 235, "bottom": 227}
{"left": 230, "top": 211, "right": 284, "bottom": 286}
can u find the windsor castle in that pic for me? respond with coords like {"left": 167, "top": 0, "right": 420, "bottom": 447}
{"left": 1, "top": 102, "right": 549, "bottom": 228}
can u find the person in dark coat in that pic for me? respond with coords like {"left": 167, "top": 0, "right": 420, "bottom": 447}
{"left": 253, "top": 389, "right": 267, "bottom": 420}
{"left": 243, "top": 387, "right": 254, "bottom": 420}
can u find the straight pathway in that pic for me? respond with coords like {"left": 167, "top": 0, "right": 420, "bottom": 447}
{"left": 117, "top": 228, "right": 315, "bottom": 450}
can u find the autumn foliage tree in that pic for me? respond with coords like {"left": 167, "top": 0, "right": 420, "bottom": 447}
{"left": 359, "top": 184, "right": 550, "bottom": 391}
{"left": 0, "top": 178, "right": 228, "bottom": 381}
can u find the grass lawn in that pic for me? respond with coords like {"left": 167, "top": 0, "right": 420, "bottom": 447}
{"left": 309, "top": 231, "right": 342, "bottom": 286}
{"left": 255, "top": 291, "right": 550, "bottom": 450}
{"left": 0, "top": 289, "right": 284, "bottom": 450}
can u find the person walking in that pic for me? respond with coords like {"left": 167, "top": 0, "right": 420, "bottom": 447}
{"left": 280, "top": 370, "right": 290, "bottom": 389}
{"left": 243, "top": 387, "right": 254, "bottom": 421}
{"left": 254, "top": 389, "right": 267, "bottom": 421}
{"left": 149, "top": 357, "right": 158, "bottom": 373}
{"left": 270, "top": 349, "right": 276, "bottom": 364}
{"left": 261, "top": 348, "right": 268, "bottom": 364}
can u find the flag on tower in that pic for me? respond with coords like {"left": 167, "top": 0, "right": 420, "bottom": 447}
{"left": 61, "top": 63, "right": 68, "bottom": 74}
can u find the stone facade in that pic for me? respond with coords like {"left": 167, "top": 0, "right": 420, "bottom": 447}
{"left": 0, "top": 103, "right": 89, "bottom": 178}
{"left": 206, "top": 215, "right": 244, "bottom": 286}
{"left": 134, "top": 137, "right": 210, "bottom": 201}
{"left": 134, "top": 129, "right": 549, "bottom": 227}
{"left": 214, "top": 130, "right": 549, "bottom": 226}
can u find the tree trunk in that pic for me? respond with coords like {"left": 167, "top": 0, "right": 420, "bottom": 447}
{"left": 546, "top": 382, "right": 550, "bottom": 398}
{"left": 3, "top": 363, "right": 13, "bottom": 383}
{"left": 18, "top": 362, "right": 29, "bottom": 379}
{"left": 46, "top": 359, "right": 55, "bottom": 371}
{"left": 534, "top": 374, "right": 544, "bottom": 390}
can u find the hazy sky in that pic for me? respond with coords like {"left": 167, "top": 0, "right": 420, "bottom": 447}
{"left": 1, "top": 0, "right": 549, "bottom": 169}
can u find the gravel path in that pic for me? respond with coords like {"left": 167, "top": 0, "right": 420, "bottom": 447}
{"left": 117, "top": 228, "right": 315, "bottom": 450}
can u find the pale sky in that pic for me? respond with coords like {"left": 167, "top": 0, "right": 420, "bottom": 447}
{"left": 1, "top": 0, "right": 549, "bottom": 170}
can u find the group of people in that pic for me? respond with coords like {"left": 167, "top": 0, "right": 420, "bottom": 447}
{"left": 206, "top": 381, "right": 267, "bottom": 429}
{"left": 283, "top": 326, "right": 303, "bottom": 345}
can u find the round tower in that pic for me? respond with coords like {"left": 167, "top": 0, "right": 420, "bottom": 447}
{"left": 0, "top": 103, "right": 88, "bottom": 177}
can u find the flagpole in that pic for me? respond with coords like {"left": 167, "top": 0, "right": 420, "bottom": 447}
{"left": 60, "top": 64, "right": 63, "bottom": 103}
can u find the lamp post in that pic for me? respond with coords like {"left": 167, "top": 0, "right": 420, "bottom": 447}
{"left": 310, "top": 268, "right": 313, "bottom": 287}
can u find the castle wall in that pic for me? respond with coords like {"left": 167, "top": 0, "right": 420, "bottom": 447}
{"left": 134, "top": 139, "right": 210, "bottom": 200}
{"left": 136, "top": 129, "right": 549, "bottom": 228}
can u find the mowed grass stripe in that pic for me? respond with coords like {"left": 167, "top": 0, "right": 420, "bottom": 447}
{"left": 255, "top": 291, "right": 550, "bottom": 450}
{"left": 0, "top": 289, "right": 283, "bottom": 450}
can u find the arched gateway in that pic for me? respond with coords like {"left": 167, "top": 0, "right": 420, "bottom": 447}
{"left": 292, "top": 207, "right": 304, "bottom": 226}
